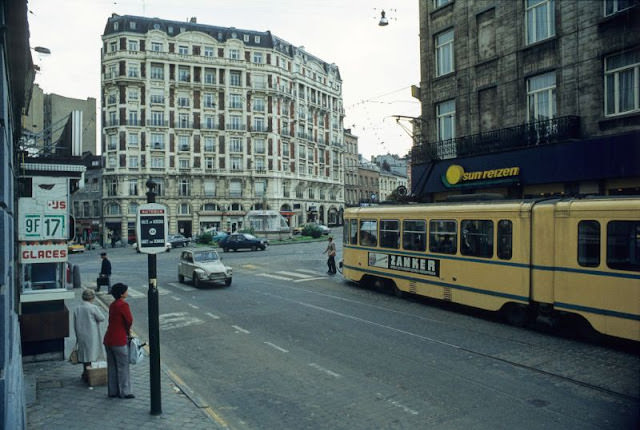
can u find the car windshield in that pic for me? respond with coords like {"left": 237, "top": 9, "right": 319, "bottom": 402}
{"left": 243, "top": 234, "right": 257, "bottom": 239}
{"left": 194, "top": 251, "right": 218, "bottom": 262}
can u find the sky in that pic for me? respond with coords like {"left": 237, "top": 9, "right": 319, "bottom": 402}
{"left": 27, "top": 0, "right": 421, "bottom": 159}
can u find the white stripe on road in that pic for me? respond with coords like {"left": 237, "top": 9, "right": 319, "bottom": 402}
{"left": 264, "top": 342, "right": 289, "bottom": 353}
{"left": 275, "top": 271, "right": 312, "bottom": 279}
{"left": 171, "top": 296, "right": 181, "bottom": 301}
{"left": 294, "top": 269, "right": 324, "bottom": 275}
{"left": 257, "top": 273, "right": 292, "bottom": 281}
{"left": 168, "top": 282, "right": 193, "bottom": 292}
{"left": 309, "top": 363, "right": 341, "bottom": 378}
{"left": 294, "top": 277, "right": 327, "bottom": 283}
{"left": 188, "top": 303, "right": 200, "bottom": 310}
{"left": 206, "top": 312, "right": 220, "bottom": 320}
{"left": 232, "top": 325, "right": 250, "bottom": 334}
{"left": 159, "top": 312, "right": 204, "bottom": 331}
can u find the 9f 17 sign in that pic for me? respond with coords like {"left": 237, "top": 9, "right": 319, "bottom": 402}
{"left": 136, "top": 203, "right": 168, "bottom": 254}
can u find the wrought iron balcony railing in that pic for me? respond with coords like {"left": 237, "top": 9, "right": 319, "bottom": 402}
{"left": 411, "top": 116, "right": 580, "bottom": 164}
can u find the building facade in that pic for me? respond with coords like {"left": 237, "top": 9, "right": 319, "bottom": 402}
{"left": 343, "top": 129, "right": 359, "bottom": 206}
{"left": 100, "top": 14, "right": 346, "bottom": 241}
{"left": 23, "top": 84, "right": 97, "bottom": 156}
{"left": 357, "top": 162, "right": 381, "bottom": 205}
{"left": 1, "top": 1, "right": 32, "bottom": 427}
{"left": 413, "top": 0, "right": 640, "bottom": 200}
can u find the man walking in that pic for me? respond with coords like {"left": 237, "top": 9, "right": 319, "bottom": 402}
{"left": 98, "top": 252, "right": 112, "bottom": 292}
{"left": 323, "top": 236, "right": 337, "bottom": 275}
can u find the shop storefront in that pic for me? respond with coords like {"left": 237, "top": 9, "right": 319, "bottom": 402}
{"left": 412, "top": 131, "right": 640, "bottom": 200}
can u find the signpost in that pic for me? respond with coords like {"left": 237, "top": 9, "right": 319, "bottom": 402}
{"left": 136, "top": 204, "right": 167, "bottom": 254}
{"left": 137, "top": 183, "right": 164, "bottom": 416}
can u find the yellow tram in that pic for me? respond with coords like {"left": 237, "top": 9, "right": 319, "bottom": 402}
{"left": 342, "top": 197, "right": 640, "bottom": 342}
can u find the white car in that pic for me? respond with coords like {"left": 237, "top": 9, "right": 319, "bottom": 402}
{"left": 178, "top": 248, "right": 232, "bottom": 287}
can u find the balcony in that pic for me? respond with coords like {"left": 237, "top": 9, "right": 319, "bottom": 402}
{"left": 411, "top": 116, "right": 581, "bottom": 164}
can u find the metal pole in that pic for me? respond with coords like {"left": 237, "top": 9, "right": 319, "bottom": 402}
{"left": 146, "top": 180, "right": 162, "bottom": 415}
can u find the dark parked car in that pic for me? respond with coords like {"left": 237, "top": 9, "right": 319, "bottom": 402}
{"left": 168, "top": 234, "right": 191, "bottom": 248}
{"left": 218, "top": 233, "right": 268, "bottom": 252}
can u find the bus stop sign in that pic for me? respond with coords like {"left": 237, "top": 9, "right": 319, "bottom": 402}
{"left": 136, "top": 203, "right": 168, "bottom": 254}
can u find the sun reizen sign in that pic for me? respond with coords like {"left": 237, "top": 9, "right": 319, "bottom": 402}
{"left": 136, "top": 203, "right": 168, "bottom": 254}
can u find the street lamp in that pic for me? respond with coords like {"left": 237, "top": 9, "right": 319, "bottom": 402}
{"left": 33, "top": 46, "right": 51, "bottom": 54}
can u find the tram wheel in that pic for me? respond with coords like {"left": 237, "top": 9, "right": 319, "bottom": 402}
{"left": 392, "top": 282, "right": 405, "bottom": 298}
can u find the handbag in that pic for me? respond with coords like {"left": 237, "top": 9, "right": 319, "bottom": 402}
{"left": 128, "top": 337, "right": 146, "bottom": 365}
{"left": 69, "top": 346, "right": 79, "bottom": 364}
{"left": 97, "top": 276, "right": 109, "bottom": 287}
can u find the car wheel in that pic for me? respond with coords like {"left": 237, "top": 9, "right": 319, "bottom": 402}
{"left": 260, "top": 245, "right": 266, "bottom": 251}
{"left": 251, "top": 245, "right": 257, "bottom": 251}
{"left": 225, "top": 278, "right": 232, "bottom": 287}
{"left": 223, "top": 248, "right": 228, "bottom": 252}
{"left": 193, "top": 274, "right": 200, "bottom": 288}
{"left": 178, "top": 274, "right": 184, "bottom": 283}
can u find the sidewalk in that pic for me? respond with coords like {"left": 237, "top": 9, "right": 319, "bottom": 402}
{"left": 25, "top": 287, "right": 225, "bottom": 429}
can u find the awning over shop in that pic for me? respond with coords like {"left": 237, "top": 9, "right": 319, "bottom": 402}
{"left": 412, "top": 130, "right": 640, "bottom": 195}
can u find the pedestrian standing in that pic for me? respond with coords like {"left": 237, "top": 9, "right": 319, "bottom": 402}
{"left": 98, "top": 252, "right": 111, "bottom": 293}
{"left": 73, "top": 289, "right": 105, "bottom": 382}
{"left": 103, "top": 283, "right": 135, "bottom": 399}
{"left": 323, "top": 236, "right": 337, "bottom": 275}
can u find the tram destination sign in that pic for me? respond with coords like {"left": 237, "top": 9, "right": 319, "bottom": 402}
{"left": 136, "top": 203, "right": 168, "bottom": 254}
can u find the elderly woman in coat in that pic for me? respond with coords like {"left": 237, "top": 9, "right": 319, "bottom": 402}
{"left": 73, "top": 289, "right": 106, "bottom": 381}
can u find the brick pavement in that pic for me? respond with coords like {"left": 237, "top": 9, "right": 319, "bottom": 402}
{"left": 25, "top": 288, "right": 225, "bottom": 430}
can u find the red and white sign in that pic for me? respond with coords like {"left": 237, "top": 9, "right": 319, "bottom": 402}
{"left": 20, "top": 243, "right": 68, "bottom": 263}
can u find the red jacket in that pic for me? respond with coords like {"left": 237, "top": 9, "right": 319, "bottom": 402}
{"left": 103, "top": 298, "right": 133, "bottom": 347}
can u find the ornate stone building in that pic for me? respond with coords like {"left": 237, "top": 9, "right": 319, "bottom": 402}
{"left": 413, "top": 0, "right": 640, "bottom": 201}
{"left": 100, "top": 15, "right": 346, "bottom": 240}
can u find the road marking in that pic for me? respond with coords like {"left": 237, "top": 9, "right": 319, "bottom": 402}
{"left": 276, "top": 271, "right": 312, "bottom": 279}
{"left": 206, "top": 312, "right": 220, "bottom": 320}
{"left": 309, "top": 363, "right": 341, "bottom": 378}
{"left": 377, "top": 393, "right": 419, "bottom": 415}
{"left": 168, "top": 282, "right": 193, "bottom": 292}
{"left": 242, "top": 264, "right": 259, "bottom": 269}
{"left": 159, "top": 312, "right": 204, "bottom": 331}
{"left": 232, "top": 325, "right": 250, "bottom": 334}
{"left": 264, "top": 342, "right": 289, "bottom": 353}
{"left": 188, "top": 303, "right": 200, "bottom": 310}
{"left": 294, "top": 269, "right": 323, "bottom": 275}
{"left": 171, "top": 296, "right": 181, "bottom": 301}
{"left": 257, "top": 273, "right": 292, "bottom": 281}
{"left": 126, "top": 288, "right": 146, "bottom": 298}
{"left": 294, "top": 277, "right": 326, "bottom": 283}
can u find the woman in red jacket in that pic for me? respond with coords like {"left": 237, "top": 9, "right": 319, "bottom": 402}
{"left": 103, "top": 283, "right": 135, "bottom": 399}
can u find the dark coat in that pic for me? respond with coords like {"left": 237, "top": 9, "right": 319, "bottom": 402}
{"left": 100, "top": 258, "right": 112, "bottom": 276}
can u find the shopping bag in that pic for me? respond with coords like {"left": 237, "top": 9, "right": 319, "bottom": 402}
{"left": 128, "top": 337, "right": 146, "bottom": 365}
